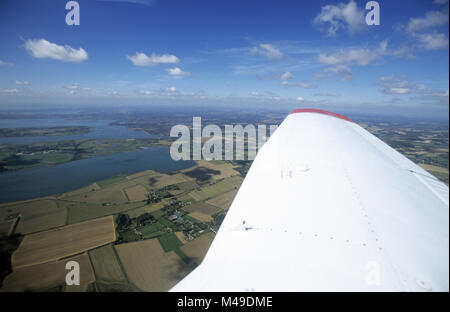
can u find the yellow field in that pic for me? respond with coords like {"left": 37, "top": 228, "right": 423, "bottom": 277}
{"left": 16, "top": 208, "right": 67, "bottom": 235}
{"left": 57, "top": 183, "right": 100, "bottom": 199}
{"left": 1, "top": 253, "right": 95, "bottom": 292}
{"left": 0, "top": 199, "right": 67, "bottom": 235}
{"left": 206, "top": 189, "right": 238, "bottom": 210}
{"left": 188, "top": 211, "right": 213, "bottom": 223}
{"left": 115, "top": 239, "right": 190, "bottom": 291}
{"left": 174, "top": 231, "right": 188, "bottom": 244}
{"left": 12, "top": 216, "right": 116, "bottom": 269}
{"left": 0, "top": 199, "right": 57, "bottom": 221}
{"left": 177, "top": 194, "right": 196, "bottom": 203}
{"left": 183, "top": 202, "right": 221, "bottom": 216}
{"left": 188, "top": 176, "right": 243, "bottom": 201}
{"left": 89, "top": 244, "right": 126, "bottom": 283}
{"left": 419, "top": 164, "right": 449, "bottom": 174}
{"left": 195, "top": 160, "right": 239, "bottom": 180}
{"left": 126, "top": 199, "right": 169, "bottom": 218}
{"left": 124, "top": 185, "right": 148, "bottom": 202}
{"left": 126, "top": 170, "right": 158, "bottom": 180}
{"left": 181, "top": 232, "right": 215, "bottom": 264}
{"left": 134, "top": 173, "right": 189, "bottom": 189}
{"left": 64, "top": 181, "right": 135, "bottom": 204}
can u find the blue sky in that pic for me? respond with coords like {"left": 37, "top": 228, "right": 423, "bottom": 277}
{"left": 0, "top": 0, "right": 448, "bottom": 118}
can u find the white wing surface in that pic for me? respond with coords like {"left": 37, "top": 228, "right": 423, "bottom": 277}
{"left": 171, "top": 109, "right": 449, "bottom": 292}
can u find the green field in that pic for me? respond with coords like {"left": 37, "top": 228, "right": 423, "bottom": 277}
{"left": 88, "top": 244, "right": 126, "bottom": 283}
{"left": 188, "top": 176, "right": 243, "bottom": 201}
{"left": 97, "top": 175, "right": 127, "bottom": 188}
{"left": 66, "top": 201, "right": 145, "bottom": 224}
{"left": 158, "top": 233, "right": 183, "bottom": 252}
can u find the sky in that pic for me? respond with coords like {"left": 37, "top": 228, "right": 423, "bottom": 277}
{"left": 0, "top": 0, "right": 448, "bottom": 118}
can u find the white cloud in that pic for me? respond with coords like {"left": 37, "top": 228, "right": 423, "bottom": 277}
{"left": 2, "top": 89, "right": 18, "bottom": 94}
{"left": 435, "top": 90, "right": 449, "bottom": 97}
{"left": 167, "top": 67, "right": 190, "bottom": 77}
{"left": 313, "top": 0, "right": 365, "bottom": 36}
{"left": 296, "top": 97, "right": 304, "bottom": 101}
{"left": 324, "top": 65, "right": 353, "bottom": 80}
{"left": 65, "top": 84, "right": 80, "bottom": 90}
{"left": 407, "top": 11, "right": 449, "bottom": 33}
{"left": 379, "top": 76, "right": 411, "bottom": 95}
{"left": 0, "top": 60, "right": 12, "bottom": 66}
{"left": 24, "top": 39, "right": 88, "bottom": 62}
{"left": 127, "top": 52, "right": 180, "bottom": 66}
{"left": 166, "top": 86, "right": 177, "bottom": 92}
{"left": 318, "top": 41, "right": 388, "bottom": 66}
{"left": 249, "top": 44, "right": 283, "bottom": 59}
{"left": 281, "top": 81, "right": 317, "bottom": 89}
{"left": 316, "top": 41, "right": 390, "bottom": 80}
{"left": 417, "top": 32, "right": 449, "bottom": 50}
{"left": 139, "top": 90, "right": 153, "bottom": 95}
{"left": 402, "top": 8, "right": 449, "bottom": 51}
{"left": 15, "top": 80, "right": 30, "bottom": 85}
{"left": 434, "top": 0, "right": 449, "bottom": 5}
{"left": 280, "top": 71, "right": 293, "bottom": 80}
{"left": 250, "top": 92, "right": 262, "bottom": 97}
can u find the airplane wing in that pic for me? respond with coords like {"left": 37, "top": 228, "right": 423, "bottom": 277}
{"left": 171, "top": 109, "right": 449, "bottom": 292}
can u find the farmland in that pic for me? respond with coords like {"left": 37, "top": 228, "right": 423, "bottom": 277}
{"left": 0, "top": 159, "right": 245, "bottom": 291}
{"left": 88, "top": 244, "right": 126, "bottom": 283}
{"left": 0, "top": 199, "right": 67, "bottom": 235}
{"left": 181, "top": 232, "right": 215, "bottom": 265}
{"left": 11, "top": 216, "right": 116, "bottom": 269}
{"left": 115, "top": 239, "right": 191, "bottom": 291}
{"left": 1, "top": 253, "right": 95, "bottom": 292}
{"left": 188, "top": 176, "right": 243, "bottom": 201}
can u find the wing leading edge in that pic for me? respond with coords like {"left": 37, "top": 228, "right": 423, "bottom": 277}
{"left": 171, "top": 109, "right": 449, "bottom": 292}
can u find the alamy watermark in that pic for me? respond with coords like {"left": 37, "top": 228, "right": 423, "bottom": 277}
{"left": 170, "top": 117, "right": 278, "bottom": 161}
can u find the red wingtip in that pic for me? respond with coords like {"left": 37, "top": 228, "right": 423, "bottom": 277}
{"left": 289, "top": 108, "right": 353, "bottom": 122}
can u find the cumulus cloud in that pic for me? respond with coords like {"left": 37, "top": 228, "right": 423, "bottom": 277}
{"left": 407, "top": 11, "right": 449, "bottom": 33}
{"left": 280, "top": 71, "right": 293, "bottom": 80}
{"left": 379, "top": 76, "right": 411, "bottom": 94}
{"left": 166, "top": 86, "right": 177, "bottom": 92}
{"left": 15, "top": 80, "right": 30, "bottom": 85}
{"left": 249, "top": 44, "right": 283, "bottom": 59}
{"left": 316, "top": 41, "right": 390, "bottom": 80}
{"left": 24, "top": 39, "right": 88, "bottom": 62}
{"left": 127, "top": 52, "right": 180, "bottom": 66}
{"left": 324, "top": 65, "right": 353, "bottom": 80}
{"left": 167, "top": 67, "right": 190, "bottom": 77}
{"left": 417, "top": 32, "right": 449, "bottom": 50}
{"left": 402, "top": 8, "right": 449, "bottom": 51}
{"left": 296, "top": 96, "right": 304, "bottom": 101}
{"left": 2, "top": 89, "right": 18, "bottom": 94}
{"left": 379, "top": 77, "right": 448, "bottom": 107}
{"left": 319, "top": 41, "right": 388, "bottom": 66}
{"left": 139, "top": 90, "right": 153, "bottom": 95}
{"left": 313, "top": 0, "right": 365, "bottom": 36}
